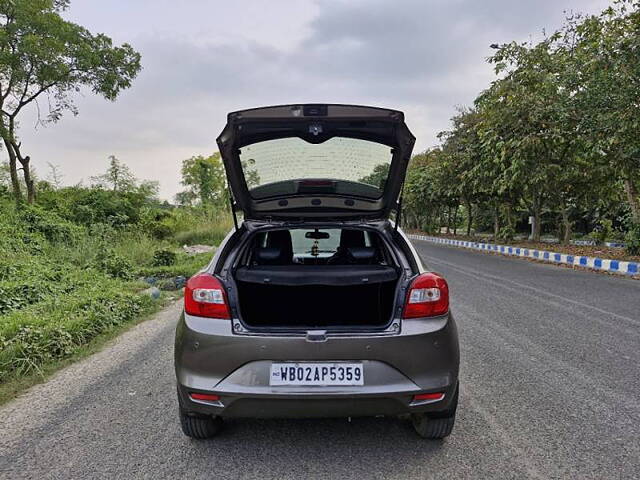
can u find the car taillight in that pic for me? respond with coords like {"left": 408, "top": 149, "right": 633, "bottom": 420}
{"left": 184, "top": 273, "right": 231, "bottom": 319}
{"left": 402, "top": 272, "right": 449, "bottom": 318}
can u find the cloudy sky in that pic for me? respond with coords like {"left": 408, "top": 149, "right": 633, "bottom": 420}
{"left": 17, "top": 0, "right": 611, "bottom": 200}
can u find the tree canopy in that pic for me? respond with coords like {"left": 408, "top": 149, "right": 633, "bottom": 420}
{"left": 177, "top": 153, "right": 227, "bottom": 207}
{"left": 0, "top": 0, "right": 141, "bottom": 203}
{"left": 403, "top": 0, "right": 640, "bottom": 252}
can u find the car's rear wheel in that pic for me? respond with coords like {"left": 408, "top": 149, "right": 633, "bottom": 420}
{"left": 177, "top": 387, "right": 223, "bottom": 439}
{"left": 411, "top": 383, "right": 458, "bottom": 439}
{"left": 411, "top": 413, "right": 455, "bottom": 439}
{"left": 179, "top": 409, "right": 223, "bottom": 439}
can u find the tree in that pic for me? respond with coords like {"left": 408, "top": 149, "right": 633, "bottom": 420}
{"left": 475, "top": 37, "right": 593, "bottom": 242}
{"left": 46, "top": 162, "right": 63, "bottom": 188}
{"left": 359, "top": 163, "right": 390, "bottom": 189}
{"left": 567, "top": 1, "right": 640, "bottom": 224}
{"left": 403, "top": 149, "right": 447, "bottom": 233}
{"left": 91, "top": 155, "right": 136, "bottom": 192}
{"left": 0, "top": 0, "right": 142, "bottom": 203}
{"left": 438, "top": 108, "right": 486, "bottom": 237}
{"left": 242, "top": 158, "right": 260, "bottom": 188}
{"left": 178, "top": 153, "right": 227, "bottom": 207}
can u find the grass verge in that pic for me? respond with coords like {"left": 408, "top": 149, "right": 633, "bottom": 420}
{"left": 0, "top": 293, "right": 181, "bottom": 406}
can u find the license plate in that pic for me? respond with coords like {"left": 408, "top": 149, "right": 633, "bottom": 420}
{"left": 269, "top": 363, "right": 364, "bottom": 386}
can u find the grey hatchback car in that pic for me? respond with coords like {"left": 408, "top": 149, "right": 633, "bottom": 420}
{"left": 175, "top": 104, "right": 460, "bottom": 439}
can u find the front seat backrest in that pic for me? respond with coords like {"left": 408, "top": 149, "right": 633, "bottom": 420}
{"left": 265, "top": 230, "right": 293, "bottom": 264}
{"left": 339, "top": 229, "right": 366, "bottom": 249}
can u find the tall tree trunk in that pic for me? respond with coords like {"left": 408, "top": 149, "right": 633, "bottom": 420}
{"left": 20, "top": 155, "right": 35, "bottom": 204}
{"left": 453, "top": 204, "right": 459, "bottom": 235}
{"left": 3, "top": 138, "right": 23, "bottom": 203}
{"left": 533, "top": 211, "right": 541, "bottom": 242}
{"left": 493, "top": 204, "right": 500, "bottom": 242}
{"left": 445, "top": 206, "right": 451, "bottom": 235}
{"left": 561, "top": 202, "right": 572, "bottom": 245}
{"left": 466, "top": 200, "right": 473, "bottom": 237}
{"left": 505, "top": 202, "right": 514, "bottom": 229}
{"left": 531, "top": 194, "right": 543, "bottom": 242}
{"left": 624, "top": 178, "right": 640, "bottom": 224}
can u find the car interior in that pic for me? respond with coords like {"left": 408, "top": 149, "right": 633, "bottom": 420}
{"left": 233, "top": 228, "right": 400, "bottom": 329}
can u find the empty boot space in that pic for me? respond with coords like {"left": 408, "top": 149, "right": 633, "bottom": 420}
{"left": 237, "top": 281, "right": 397, "bottom": 328}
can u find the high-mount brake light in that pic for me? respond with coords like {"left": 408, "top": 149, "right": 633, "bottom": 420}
{"left": 402, "top": 272, "right": 449, "bottom": 318}
{"left": 184, "top": 273, "right": 231, "bottom": 319}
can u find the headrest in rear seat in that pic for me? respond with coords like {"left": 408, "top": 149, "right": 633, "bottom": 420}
{"left": 347, "top": 247, "right": 376, "bottom": 263}
{"left": 255, "top": 247, "right": 283, "bottom": 264}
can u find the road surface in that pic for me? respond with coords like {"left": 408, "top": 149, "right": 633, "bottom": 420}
{"left": 1, "top": 240, "right": 639, "bottom": 479}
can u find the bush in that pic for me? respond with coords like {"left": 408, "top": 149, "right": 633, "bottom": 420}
{"left": 152, "top": 248, "right": 177, "bottom": 266}
{"left": 0, "top": 195, "right": 221, "bottom": 388}
{"left": 94, "top": 250, "right": 134, "bottom": 279}
{"left": 589, "top": 219, "right": 613, "bottom": 245}
{"left": 0, "top": 284, "right": 151, "bottom": 381}
{"left": 140, "top": 207, "right": 174, "bottom": 240}
{"left": 18, "top": 205, "right": 82, "bottom": 244}
{"left": 139, "top": 252, "right": 211, "bottom": 278}
{"left": 625, "top": 223, "right": 640, "bottom": 255}
{"left": 0, "top": 281, "right": 56, "bottom": 315}
{"left": 497, "top": 226, "right": 515, "bottom": 242}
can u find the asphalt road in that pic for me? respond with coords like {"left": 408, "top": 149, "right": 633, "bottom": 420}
{"left": 1, "top": 240, "right": 639, "bottom": 479}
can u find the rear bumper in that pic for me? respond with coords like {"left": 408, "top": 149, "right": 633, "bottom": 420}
{"left": 175, "top": 312, "right": 459, "bottom": 418}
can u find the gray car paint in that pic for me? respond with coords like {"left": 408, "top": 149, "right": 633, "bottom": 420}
{"left": 175, "top": 222, "right": 460, "bottom": 418}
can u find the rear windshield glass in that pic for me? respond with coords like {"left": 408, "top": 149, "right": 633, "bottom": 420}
{"left": 257, "top": 229, "right": 373, "bottom": 259}
{"left": 291, "top": 229, "right": 342, "bottom": 258}
{"left": 239, "top": 137, "right": 392, "bottom": 199}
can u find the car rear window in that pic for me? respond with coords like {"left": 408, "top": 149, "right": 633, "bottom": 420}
{"left": 239, "top": 137, "right": 392, "bottom": 199}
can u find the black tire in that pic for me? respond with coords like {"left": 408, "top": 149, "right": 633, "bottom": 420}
{"left": 411, "top": 383, "right": 459, "bottom": 439}
{"left": 179, "top": 409, "right": 223, "bottom": 439}
{"left": 412, "top": 413, "right": 455, "bottom": 439}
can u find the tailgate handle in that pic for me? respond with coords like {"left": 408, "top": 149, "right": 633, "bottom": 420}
{"left": 306, "top": 330, "right": 327, "bottom": 342}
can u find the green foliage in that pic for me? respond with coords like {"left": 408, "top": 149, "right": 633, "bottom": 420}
{"left": 138, "top": 252, "right": 212, "bottom": 279}
{"left": 177, "top": 153, "right": 227, "bottom": 206}
{"left": 17, "top": 205, "right": 82, "bottom": 243}
{"left": 625, "top": 223, "right": 640, "bottom": 255}
{"left": 0, "top": 283, "right": 150, "bottom": 380}
{"left": 405, "top": 0, "right": 640, "bottom": 244}
{"left": 90, "top": 156, "right": 137, "bottom": 192}
{"left": 165, "top": 208, "right": 232, "bottom": 246}
{"left": 0, "top": 0, "right": 142, "bottom": 202}
{"left": 359, "top": 163, "right": 390, "bottom": 190}
{"left": 497, "top": 226, "right": 516, "bottom": 243}
{"left": 139, "top": 207, "right": 173, "bottom": 240}
{"left": 94, "top": 249, "right": 134, "bottom": 279}
{"left": 152, "top": 249, "right": 177, "bottom": 267}
{"left": 37, "top": 185, "right": 156, "bottom": 227}
{"left": 590, "top": 219, "right": 613, "bottom": 246}
{"left": 0, "top": 184, "right": 225, "bottom": 385}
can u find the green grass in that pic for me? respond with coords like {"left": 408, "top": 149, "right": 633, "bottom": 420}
{"left": 166, "top": 209, "right": 232, "bottom": 246}
{"left": 0, "top": 293, "right": 181, "bottom": 405}
{"left": 138, "top": 252, "right": 213, "bottom": 278}
{"left": 0, "top": 202, "right": 221, "bottom": 397}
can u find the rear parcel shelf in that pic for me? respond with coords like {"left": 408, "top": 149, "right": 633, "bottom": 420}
{"left": 234, "top": 265, "right": 398, "bottom": 287}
